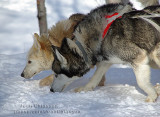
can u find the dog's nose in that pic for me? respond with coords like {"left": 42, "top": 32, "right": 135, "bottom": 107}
{"left": 50, "top": 88, "right": 55, "bottom": 93}
{"left": 21, "top": 72, "right": 24, "bottom": 77}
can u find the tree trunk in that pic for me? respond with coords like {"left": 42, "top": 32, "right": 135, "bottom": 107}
{"left": 37, "top": 0, "right": 48, "bottom": 35}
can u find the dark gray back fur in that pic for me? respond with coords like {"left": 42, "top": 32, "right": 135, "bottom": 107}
{"left": 73, "top": 4, "right": 132, "bottom": 63}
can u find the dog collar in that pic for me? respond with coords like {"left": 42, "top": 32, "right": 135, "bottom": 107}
{"left": 102, "top": 12, "right": 122, "bottom": 39}
{"left": 75, "top": 40, "right": 88, "bottom": 62}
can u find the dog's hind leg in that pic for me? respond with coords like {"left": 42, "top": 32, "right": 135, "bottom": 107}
{"left": 132, "top": 52, "right": 158, "bottom": 102}
{"left": 150, "top": 43, "right": 160, "bottom": 68}
{"left": 75, "top": 62, "right": 112, "bottom": 92}
{"left": 149, "top": 60, "right": 160, "bottom": 69}
{"left": 98, "top": 75, "right": 106, "bottom": 86}
{"left": 155, "top": 83, "right": 160, "bottom": 96}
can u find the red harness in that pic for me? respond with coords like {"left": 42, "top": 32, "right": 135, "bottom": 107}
{"left": 102, "top": 13, "right": 122, "bottom": 39}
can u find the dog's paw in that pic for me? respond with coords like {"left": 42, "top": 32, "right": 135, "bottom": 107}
{"left": 145, "top": 94, "right": 158, "bottom": 102}
{"left": 145, "top": 97, "right": 156, "bottom": 102}
{"left": 39, "top": 79, "right": 52, "bottom": 87}
{"left": 74, "top": 86, "right": 93, "bottom": 93}
{"left": 155, "top": 83, "right": 160, "bottom": 96}
{"left": 39, "top": 75, "right": 54, "bottom": 87}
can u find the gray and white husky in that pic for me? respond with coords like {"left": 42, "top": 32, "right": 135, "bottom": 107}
{"left": 51, "top": 4, "right": 160, "bottom": 102}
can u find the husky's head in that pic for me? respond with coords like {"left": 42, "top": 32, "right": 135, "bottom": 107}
{"left": 52, "top": 38, "right": 90, "bottom": 78}
{"left": 21, "top": 33, "right": 53, "bottom": 78}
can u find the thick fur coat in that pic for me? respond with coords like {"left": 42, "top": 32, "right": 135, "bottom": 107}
{"left": 52, "top": 4, "right": 160, "bottom": 102}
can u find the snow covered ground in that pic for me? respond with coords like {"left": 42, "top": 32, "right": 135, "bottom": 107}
{"left": 0, "top": 0, "right": 160, "bottom": 117}
{"left": 0, "top": 54, "right": 160, "bottom": 117}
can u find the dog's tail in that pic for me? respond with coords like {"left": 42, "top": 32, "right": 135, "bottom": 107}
{"left": 139, "top": 16, "right": 160, "bottom": 32}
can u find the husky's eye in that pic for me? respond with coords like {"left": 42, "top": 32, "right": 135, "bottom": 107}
{"left": 28, "top": 60, "right": 32, "bottom": 64}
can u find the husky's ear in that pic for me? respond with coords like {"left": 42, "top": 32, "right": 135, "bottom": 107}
{"left": 33, "top": 33, "right": 41, "bottom": 49}
{"left": 51, "top": 45, "right": 56, "bottom": 53}
{"left": 65, "top": 38, "right": 83, "bottom": 57}
{"left": 55, "top": 49, "right": 67, "bottom": 65}
{"left": 51, "top": 45, "right": 60, "bottom": 55}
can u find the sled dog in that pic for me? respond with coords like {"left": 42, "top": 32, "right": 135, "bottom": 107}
{"left": 51, "top": 4, "right": 160, "bottom": 102}
{"left": 21, "top": 14, "right": 85, "bottom": 85}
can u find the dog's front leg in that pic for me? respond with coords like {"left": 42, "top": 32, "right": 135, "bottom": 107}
{"left": 75, "top": 62, "right": 112, "bottom": 92}
{"left": 39, "top": 74, "right": 54, "bottom": 87}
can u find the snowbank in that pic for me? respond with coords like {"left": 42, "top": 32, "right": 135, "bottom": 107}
{"left": 0, "top": 54, "right": 160, "bottom": 117}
